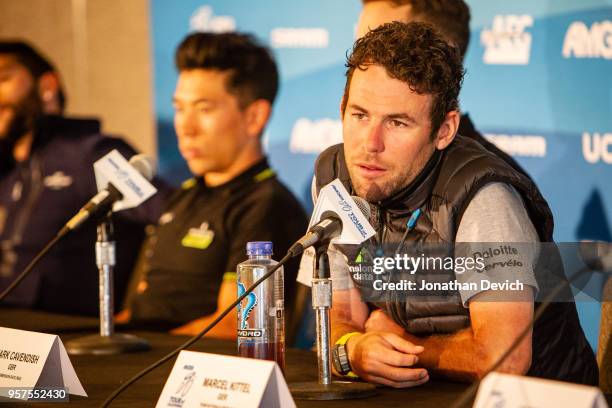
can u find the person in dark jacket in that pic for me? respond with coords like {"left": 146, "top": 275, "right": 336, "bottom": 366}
{"left": 299, "top": 22, "right": 597, "bottom": 387}
{"left": 356, "top": 0, "right": 530, "bottom": 179}
{"left": 0, "top": 41, "right": 167, "bottom": 316}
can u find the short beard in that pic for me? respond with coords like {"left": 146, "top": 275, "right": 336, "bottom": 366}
{"left": 0, "top": 87, "right": 43, "bottom": 147}
{"left": 351, "top": 165, "right": 414, "bottom": 203}
{"left": 348, "top": 143, "right": 437, "bottom": 203}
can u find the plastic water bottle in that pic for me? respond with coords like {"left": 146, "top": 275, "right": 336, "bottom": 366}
{"left": 237, "top": 241, "right": 285, "bottom": 372}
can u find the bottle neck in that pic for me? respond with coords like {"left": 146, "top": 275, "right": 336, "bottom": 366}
{"left": 248, "top": 254, "right": 272, "bottom": 260}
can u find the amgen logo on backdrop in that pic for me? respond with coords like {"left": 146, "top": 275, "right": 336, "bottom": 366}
{"left": 563, "top": 20, "right": 612, "bottom": 60}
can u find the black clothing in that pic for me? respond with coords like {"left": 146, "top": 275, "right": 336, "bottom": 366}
{"left": 313, "top": 137, "right": 598, "bottom": 385}
{"left": 458, "top": 113, "right": 532, "bottom": 180}
{"left": 0, "top": 115, "right": 167, "bottom": 316}
{"left": 129, "top": 159, "right": 308, "bottom": 330}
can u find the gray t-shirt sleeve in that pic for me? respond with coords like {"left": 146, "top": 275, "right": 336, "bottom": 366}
{"left": 455, "top": 182, "right": 540, "bottom": 306}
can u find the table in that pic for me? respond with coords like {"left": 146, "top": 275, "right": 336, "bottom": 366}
{"left": 1, "top": 309, "right": 608, "bottom": 407}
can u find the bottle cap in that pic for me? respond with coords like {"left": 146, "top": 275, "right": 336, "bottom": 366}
{"left": 246, "top": 241, "right": 273, "bottom": 256}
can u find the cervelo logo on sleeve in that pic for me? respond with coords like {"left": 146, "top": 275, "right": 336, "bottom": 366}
{"left": 481, "top": 14, "right": 534, "bottom": 65}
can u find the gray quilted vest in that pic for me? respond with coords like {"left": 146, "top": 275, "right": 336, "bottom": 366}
{"left": 314, "top": 135, "right": 598, "bottom": 384}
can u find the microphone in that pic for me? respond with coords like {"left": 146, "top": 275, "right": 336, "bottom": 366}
{"left": 0, "top": 153, "right": 157, "bottom": 304}
{"left": 61, "top": 154, "right": 156, "bottom": 234}
{"left": 288, "top": 196, "right": 371, "bottom": 257}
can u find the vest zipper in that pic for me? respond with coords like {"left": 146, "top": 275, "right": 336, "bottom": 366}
{"left": 3, "top": 156, "right": 45, "bottom": 275}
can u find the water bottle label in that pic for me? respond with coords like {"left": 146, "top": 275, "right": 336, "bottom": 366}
{"left": 237, "top": 329, "right": 265, "bottom": 338}
{"left": 238, "top": 282, "right": 264, "bottom": 338}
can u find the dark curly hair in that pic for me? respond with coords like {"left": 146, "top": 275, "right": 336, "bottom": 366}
{"left": 342, "top": 21, "right": 464, "bottom": 137}
{"left": 362, "top": 0, "right": 471, "bottom": 58}
{"left": 176, "top": 32, "right": 278, "bottom": 109}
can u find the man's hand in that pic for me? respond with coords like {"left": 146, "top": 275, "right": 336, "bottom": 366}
{"left": 346, "top": 331, "right": 429, "bottom": 388}
{"left": 364, "top": 309, "right": 405, "bottom": 336}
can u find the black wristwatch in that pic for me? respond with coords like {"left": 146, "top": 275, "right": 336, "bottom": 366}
{"left": 332, "top": 343, "right": 352, "bottom": 375}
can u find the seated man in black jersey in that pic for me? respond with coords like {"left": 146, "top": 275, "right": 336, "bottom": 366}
{"left": 118, "top": 32, "right": 308, "bottom": 339}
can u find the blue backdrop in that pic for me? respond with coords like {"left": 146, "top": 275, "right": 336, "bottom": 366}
{"left": 150, "top": 0, "right": 612, "bottom": 350}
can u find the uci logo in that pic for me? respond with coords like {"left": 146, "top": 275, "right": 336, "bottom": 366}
{"left": 582, "top": 132, "right": 612, "bottom": 164}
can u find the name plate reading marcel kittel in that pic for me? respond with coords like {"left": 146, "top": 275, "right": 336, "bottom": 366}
{"left": 0, "top": 328, "right": 86, "bottom": 401}
{"left": 156, "top": 351, "right": 295, "bottom": 408}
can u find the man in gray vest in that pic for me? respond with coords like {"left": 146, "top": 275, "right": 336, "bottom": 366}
{"left": 298, "top": 22, "right": 597, "bottom": 387}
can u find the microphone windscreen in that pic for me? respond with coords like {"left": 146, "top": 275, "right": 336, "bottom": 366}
{"left": 129, "top": 154, "right": 157, "bottom": 181}
{"left": 351, "top": 195, "right": 371, "bottom": 220}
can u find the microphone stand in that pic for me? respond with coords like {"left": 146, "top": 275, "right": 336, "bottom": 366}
{"left": 290, "top": 242, "right": 377, "bottom": 400}
{"left": 66, "top": 213, "right": 149, "bottom": 355}
{"left": 314, "top": 244, "right": 332, "bottom": 385}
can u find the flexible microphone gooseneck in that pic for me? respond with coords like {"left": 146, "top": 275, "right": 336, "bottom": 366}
{"left": 100, "top": 252, "right": 292, "bottom": 408}
{"left": 102, "top": 195, "right": 373, "bottom": 406}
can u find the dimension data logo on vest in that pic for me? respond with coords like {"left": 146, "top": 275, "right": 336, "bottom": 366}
{"left": 348, "top": 248, "right": 374, "bottom": 282}
{"left": 481, "top": 15, "right": 534, "bottom": 65}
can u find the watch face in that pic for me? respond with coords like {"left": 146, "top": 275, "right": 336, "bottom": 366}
{"left": 332, "top": 344, "right": 343, "bottom": 372}
{"left": 333, "top": 344, "right": 350, "bottom": 375}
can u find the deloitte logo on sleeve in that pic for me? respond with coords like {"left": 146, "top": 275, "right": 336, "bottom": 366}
{"left": 480, "top": 15, "right": 534, "bottom": 65}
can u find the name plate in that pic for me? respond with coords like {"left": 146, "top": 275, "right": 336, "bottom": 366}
{"left": 474, "top": 372, "right": 608, "bottom": 408}
{"left": 0, "top": 328, "right": 86, "bottom": 400}
{"left": 156, "top": 351, "right": 295, "bottom": 408}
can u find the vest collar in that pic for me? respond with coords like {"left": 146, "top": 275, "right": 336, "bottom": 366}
{"left": 377, "top": 148, "right": 443, "bottom": 214}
